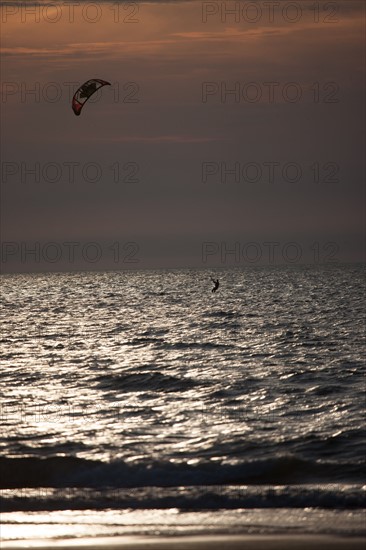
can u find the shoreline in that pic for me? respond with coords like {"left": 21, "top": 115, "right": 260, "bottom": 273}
{"left": 2, "top": 535, "right": 366, "bottom": 550}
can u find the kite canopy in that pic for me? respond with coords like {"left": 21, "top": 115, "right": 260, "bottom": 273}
{"left": 72, "top": 79, "right": 111, "bottom": 116}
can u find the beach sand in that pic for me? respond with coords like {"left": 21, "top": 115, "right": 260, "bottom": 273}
{"left": 2, "top": 535, "right": 366, "bottom": 549}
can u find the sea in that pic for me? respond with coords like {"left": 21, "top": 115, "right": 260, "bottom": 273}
{"left": 0, "top": 265, "right": 365, "bottom": 543}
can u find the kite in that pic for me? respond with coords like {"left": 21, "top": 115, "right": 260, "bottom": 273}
{"left": 72, "top": 79, "right": 111, "bottom": 116}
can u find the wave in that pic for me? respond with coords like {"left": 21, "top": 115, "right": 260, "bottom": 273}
{"left": 1, "top": 484, "right": 365, "bottom": 513}
{"left": 125, "top": 338, "right": 234, "bottom": 350}
{"left": 165, "top": 341, "right": 232, "bottom": 350}
{"left": 126, "top": 337, "right": 165, "bottom": 346}
{"left": 204, "top": 310, "right": 241, "bottom": 319}
{"left": 0, "top": 455, "right": 363, "bottom": 491}
{"left": 94, "top": 371, "right": 197, "bottom": 392}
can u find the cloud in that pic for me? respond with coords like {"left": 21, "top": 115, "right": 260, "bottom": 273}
{"left": 1, "top": 40, "right": 181, "bottom": 59}
{"left": 0, "top": 0, "right": 194, "bottom": 5}
{"left": 84, "top": 134, "right": 221, "bottom": 143}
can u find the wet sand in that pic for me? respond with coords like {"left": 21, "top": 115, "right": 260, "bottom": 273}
{"left": 2, "top": 535, "right": 366, "bottom": 549}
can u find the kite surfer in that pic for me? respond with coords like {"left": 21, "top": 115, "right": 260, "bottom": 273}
{"left": 211, "top": 278, "right": 220, "bottom": 293}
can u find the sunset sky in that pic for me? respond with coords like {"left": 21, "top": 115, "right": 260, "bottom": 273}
{"left": 1, "top": 0, "right": 364, "bottom": 271}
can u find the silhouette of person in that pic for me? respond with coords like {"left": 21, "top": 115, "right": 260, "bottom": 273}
{"left": 211, "top": 278, "right": 219, "bottom": 293}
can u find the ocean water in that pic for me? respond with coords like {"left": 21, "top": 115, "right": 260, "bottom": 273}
{"left": 0, "top": 266, "right": 365, "bottom": 542}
